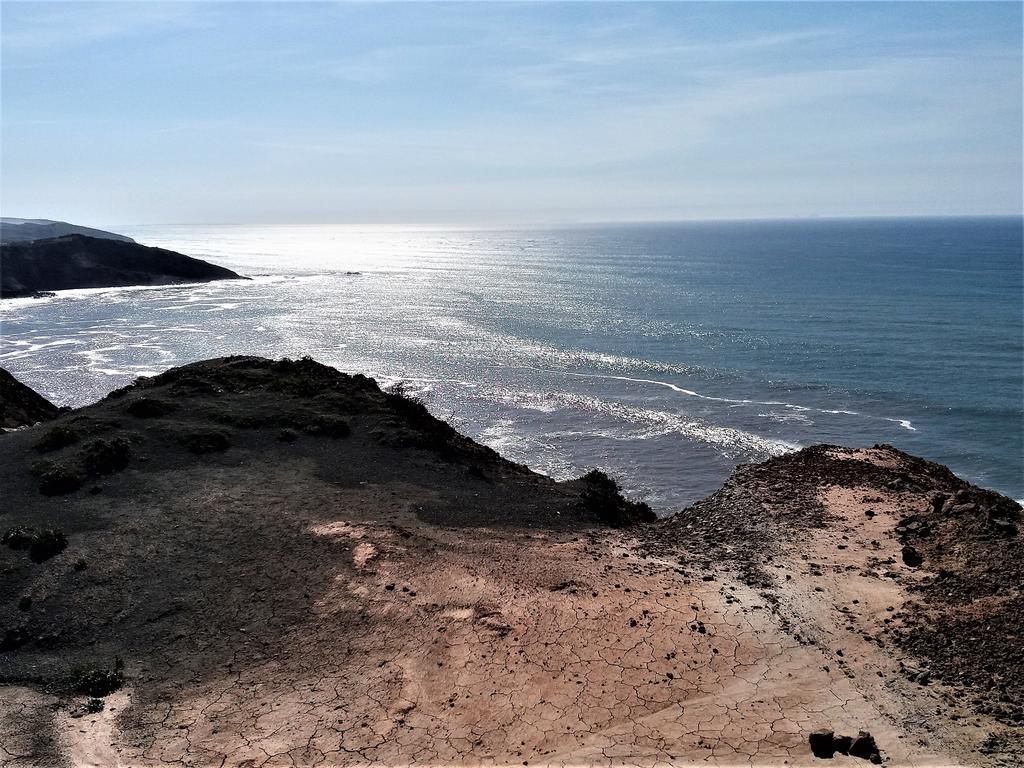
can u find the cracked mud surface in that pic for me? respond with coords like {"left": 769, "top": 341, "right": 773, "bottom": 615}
{"left": 1, "top": 358, "right": 1020, "bottom": 766}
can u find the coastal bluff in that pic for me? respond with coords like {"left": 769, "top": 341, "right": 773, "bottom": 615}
{"left": 0, "top": 357, "right": 1020, "bottom": 766}
{"left": 0, "top": 235, "right": 244, "bottom": 298}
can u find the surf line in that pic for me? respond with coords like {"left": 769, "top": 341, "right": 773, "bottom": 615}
{"left": 520, "top": 367, "right": 917, "bottom": 432}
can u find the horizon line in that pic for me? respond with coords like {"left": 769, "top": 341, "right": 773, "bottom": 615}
{"left": 14, "top": 212, "right": 1018, "bottom": 231}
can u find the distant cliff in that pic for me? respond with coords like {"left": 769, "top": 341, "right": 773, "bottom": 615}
{"left": 0, "top": 217, "right": 135, "bottom": 244}
{"left": 0, "top": 234, "right": 244, "bottom": 298}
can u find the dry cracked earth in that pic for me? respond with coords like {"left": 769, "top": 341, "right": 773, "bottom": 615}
{"left": 0, "top": 357, "right": 1020, "bottom": 767}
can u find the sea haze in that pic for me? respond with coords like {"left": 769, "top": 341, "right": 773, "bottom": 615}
{"left": 1, "top": 217, "right": 1021, "bottom": 509}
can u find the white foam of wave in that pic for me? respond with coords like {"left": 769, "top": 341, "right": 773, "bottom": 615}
{"left": 477, "top": 419, "right": 578, "bottom": 480}
{"left": 481, "top": 386, "right": 797, "bottom": 457}
{"left": 0, "top": 338, "right": 82, "bottom": 360}
{"left": 158, "top": 302, "right": 243, "bottom": 312}
{"left": 477, "top": 419, "right": 524, "bottom": 456}
{"left": 351, "top": 372, "right": 797, "bottom": 457}
{"left": 569, "top": 393, "right": 801, "bottom": 456}
{"left": 433, "top": 317, "right": 709, "bottom": 378}
{"left": 757, "top": 410, "right": 813, "bottom": 425}
{"left": 540, "top": 369, "right": 916, "bottom": 432}
{"left": 1, "top": 281, "right": 244, "bottom": 306}
{"left": 479, "top": 390, "right": 560, "bottom": 414}
{"left": 883, "top": 417, "right": 917, "bottom": 432}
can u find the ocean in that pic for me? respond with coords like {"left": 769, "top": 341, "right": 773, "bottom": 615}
{"left": 1, "top": 217, "right": 1021, "bottom": 510}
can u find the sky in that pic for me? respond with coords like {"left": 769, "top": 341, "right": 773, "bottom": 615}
{"left": 1, "top": 1, "right": 1021, "bottom": 226}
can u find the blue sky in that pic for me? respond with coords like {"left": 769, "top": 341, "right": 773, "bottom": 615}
{"left": 1, "top": 1, "right": 1021, "bottom": 225}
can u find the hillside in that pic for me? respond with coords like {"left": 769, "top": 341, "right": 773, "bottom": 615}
{"left": 0, "top": 369, "right": 61, "bottom": 429}
{"left": 0, "top": 219, "right": 135, "bottom": 245}
{"left": 0, "top": 235, "right": 243, "bottom": 298}
{"left": 0, "top": 357, "right": 1020, "bottom": 766}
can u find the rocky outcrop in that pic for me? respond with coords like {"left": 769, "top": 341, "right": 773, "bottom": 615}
{"left": 651, "top": 443, "right": 1023, "bottom": 762}
{"left": 0, "top": 235, "right": 243, "bottom": 298}
{"left": 0, "top": 368, "right": 60, "bottom": 428}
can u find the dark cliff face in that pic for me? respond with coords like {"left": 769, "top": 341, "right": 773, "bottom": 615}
{"left": 0, "top": 235, "right": 244, "bottom": 298}
{"left": 0, "top": 368, "right": 60, "bottom": 428}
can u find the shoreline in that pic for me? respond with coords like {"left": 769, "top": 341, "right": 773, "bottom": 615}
{"left": 3, "top": 218, "right": 1020, "bottom": 505}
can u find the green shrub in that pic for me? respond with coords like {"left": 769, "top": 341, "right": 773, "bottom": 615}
{"left": 82, "top": 438, "right": 131, "bottom": 476}
{"left": 69, "top": 660, "right": 124, "bottom": 697}
{"left": 581, "top": 469, "right": 656, "bottom": 528}
{"left": 33, "top": 461, "right": 84, "bottom": 496}
{"left": 34, "top": 425, "right": 79, "bottom": 453}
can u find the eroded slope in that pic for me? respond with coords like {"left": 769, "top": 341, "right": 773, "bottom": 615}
{"left": 0, "top": 359, "right": 1019, "bottom": 766}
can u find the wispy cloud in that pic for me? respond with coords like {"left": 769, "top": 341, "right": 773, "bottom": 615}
{"left": 1, "top": 1, "right": 1019, "bottom": 223}
{"left": 1, "top": 3, "right": 205, "bottom": 51}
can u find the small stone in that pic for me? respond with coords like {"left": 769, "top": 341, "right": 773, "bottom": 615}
{"left": 809, "top": 730, "right": 835, "bottom": 759}
{"left": 849, "top": 731, "right": 881, "bottom": 762}
{"left": 901, "top": 546, "right": 923, "bottom": 568}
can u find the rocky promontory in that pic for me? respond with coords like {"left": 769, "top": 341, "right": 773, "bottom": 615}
{"left": 0, "top": 235, "right": 244, "bottom": 298}
{"left": 0, "top": 357, "right": 1020, "bottom": 766}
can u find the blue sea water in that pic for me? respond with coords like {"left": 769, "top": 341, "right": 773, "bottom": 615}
{"left": 1, "top": 217, "right": 1021, "bottom": 509}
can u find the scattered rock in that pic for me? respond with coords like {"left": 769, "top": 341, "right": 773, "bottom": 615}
{"left": 29, "top": 528, "right": 68, "bottom": 562}
{"left": 809, "top": 730, "right": 882, "bottom": 763}
{"left": 809, "top": 730, "right": 836, "bottom": 759}
{"left": 901, "top": 545, "right": 923, "bottom": 568}
{"left": 6, "top": 526, "right": 68, "bottom": 562}
{"left": 849, "top": 731, "right": 882, "bottom": 763}
{"left": 833, "top": 734, "right": 853, "bottom": 755}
